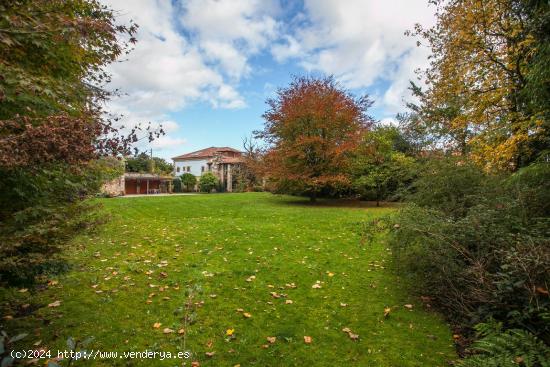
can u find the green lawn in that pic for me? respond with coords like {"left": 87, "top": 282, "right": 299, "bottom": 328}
{"left": 2, "top": 193, "right": 456, "bottom": 366}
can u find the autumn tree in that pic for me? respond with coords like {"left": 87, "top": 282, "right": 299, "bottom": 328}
{"left": 0, "top": 0, "right": 159, "bottom": 284}
{"left": 408, "top": 0, "right": 550, "bottom": 170}
{"left": 256, "top": 76, "right": 374, "bottom": 201}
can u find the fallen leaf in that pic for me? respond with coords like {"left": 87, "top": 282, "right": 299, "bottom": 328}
{"left": 340, "top": 303, "right": 348, "bottom": 307}
{"left": 243, "top": 312, "right": 252, "bottom": 318}
{"left": 236, "top": 308, "right": 244, "bottom": 312}
{"left": 153, "top": 322, "right": 161, "bottom": 329}
{"left": 267, "top": 336, "right": 276, "bottom": 344}
{"left": 383, "top": 307, "right": 391, "bottom": 318}
{"left": 285, "top": 300, "right": 293, "bottom": 304}
{"left": 246, "top": 275, "right": 256, "bottom": 282}
{"left": 178, "top": 328, "right": 185, "bottom": 335}
{"left": 163, "top": 328, "right": 175, "bottom": 334}
{"left": 191, "top": 362, "right": 200, "bottom": 367}
{"left": 304, "top": 336, "right": 312, "bottom": 344}
{"left": 226, "top": 329, "right": 234, "bottom": 336}
{"left": 311, "top": 283, "right": 322, "bottom": 289}
{"left": 261, "top": 344, "right": 269, "bottom": 349}
{"left": 19, "top": 288, "right": 28, "bottom": 293}
{"left": 515, "top": 356, "right": 524, "bottom": 364}
{"left": 205, "top": 351, "right": 215, "bottom": 357}
{"left": 348, "top": 333, "right": 359, "bottom": 340}
{"left": 342, "top": 327, "right": 351, "bottom": 333}
{"left": 404, "top": 304, "right": 413, "bottom": 309}
{"left": 48, "top": 300, "right": 61, "bottom": 308}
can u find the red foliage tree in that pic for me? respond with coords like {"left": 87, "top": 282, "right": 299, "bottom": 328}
{"left": 256, "top": 76, "right": 374, "bottom": 201}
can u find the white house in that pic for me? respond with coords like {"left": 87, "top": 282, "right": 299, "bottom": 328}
{"left": 172, "top": 146, "right": 243, "bottom": 192}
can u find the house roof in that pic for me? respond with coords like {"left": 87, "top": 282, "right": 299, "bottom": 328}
{"left": 172, "top": 146, "right": 241, "bottom": 160}
{"left": 219, "top": 156, "right": 244, "bottom": 164}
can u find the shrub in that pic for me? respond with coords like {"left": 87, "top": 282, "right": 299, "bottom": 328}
{"left": 459, "top": 321, "right": 550, "bottom": 367}
{"left": 364, "top": 158, "right": 550, "bottom": 340}
{"left": 0, "top": 159, "right": 121, "bottom": 285}
{"left": 199, "top": 173, "right": 218, "bottom": 193}
{"left": 181, "top": 173, "right": 197, "bottom": 192}
{"left": 172, "top": 177, "right": 182, "bottom": 193}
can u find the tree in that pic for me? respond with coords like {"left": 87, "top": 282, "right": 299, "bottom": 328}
{"left": 181, "top": 173, "right": 197, "bottom": 192}
{"left": 0, "top": 0, "right": 160, "bottom": 284}
{"left": 351, "top": 127, "right": 416, "bottom": 206}
{"left": 172, "top": 177, "right": 182, "bottom": 193}
{"left": 199, "top": 173, "right": 218, "bottom": 193}
{"left": 152, "top": 157, "right": 173, "bottom": 175}
{"left": 233, "top": 136, "right": 264, "bottom": 192}
{"left": 408, "top": 0, "right": 550, "bottom": 170}
{"left": 125, "top": 153, "right": 150, "bottom": 173}
{"left": 256, "top": 76, "right": 374, "bottom": 201}
{"left": 125, "top": 154, "right": 172, "bottom": 174}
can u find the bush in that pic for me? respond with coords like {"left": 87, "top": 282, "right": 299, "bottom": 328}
{"left": 459, "top": 321, "right": 550, "bottom": 366}
{"left": 181, "top": 173, "right": 197, "bottom": 192}
{"left": 172, "top": 177, "right": 182, "bottom": 193}
{"left": 365, "top": 158, "right": 550, "bottom": 340}
{"left": 199, "top": 173, "right": 218, "bottom": 193}
{"left": 0, "top": 158, "right": 121, "bottom": 285}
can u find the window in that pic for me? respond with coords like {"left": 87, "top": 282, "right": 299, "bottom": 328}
{"left": 201, "top": 166, "right": 205, "bottom": 172}
{"left": 177, "top": 166, "right": 181, "bottom": 173}
{"left": 187, "top": 166, "right": 191, "bottom": 172}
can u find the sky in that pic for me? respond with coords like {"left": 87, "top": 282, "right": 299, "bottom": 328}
{"left": 101, "top": 0, "right": 437, "bottom": 160}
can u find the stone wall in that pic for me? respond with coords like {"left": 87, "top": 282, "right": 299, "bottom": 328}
{"left": 102, "top": 175, "right": 125, "bottom": 197}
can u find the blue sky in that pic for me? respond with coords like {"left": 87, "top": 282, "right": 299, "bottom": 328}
{"left": 103, "top": 0, "right": 436, "bottom": 160}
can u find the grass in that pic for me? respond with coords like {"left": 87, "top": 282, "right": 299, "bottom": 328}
{"left": 1, "top": 193, "right": 456, "bottom": 366}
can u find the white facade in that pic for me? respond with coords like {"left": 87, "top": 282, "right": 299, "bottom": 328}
{"left": 174, "top": 159, "right": 209, "bottom": 177}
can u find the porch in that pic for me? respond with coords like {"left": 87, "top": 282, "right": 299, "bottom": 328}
{"left": 124, "top": 173, "right": 173, "bottom": 195}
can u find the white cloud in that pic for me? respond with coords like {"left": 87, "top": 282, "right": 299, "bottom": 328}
{"left": 150, "top": 136, "right": 188, "bottom": 149}
{"left": 179, "top": 0, "right": 281, "bottom": 80}
{"left": 380, "top": 117, "right": 398, "bottom": 127}
{"left": 272, "top": 0, "right": 436, "bottom": 114}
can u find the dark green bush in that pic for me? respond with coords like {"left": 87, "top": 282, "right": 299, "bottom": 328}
{"left": 172, "top": 177, "right": 182, "bottom": 193}
{"left": 181, "top": 173, "right": 197, "bottom": 192}
{"left": 199, "top": 173, "right": 218, "bottom": 193}
{"left": 0, "top": 159, "right": 121, "bottom": 285}
{"left": 368, "top": 158, "right": 550, "bottom": 342}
